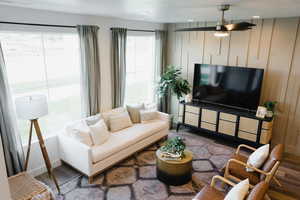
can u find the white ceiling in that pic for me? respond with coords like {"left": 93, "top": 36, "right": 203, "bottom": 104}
{"left": 0, "top": 0, "right": 300, "bottom": 23}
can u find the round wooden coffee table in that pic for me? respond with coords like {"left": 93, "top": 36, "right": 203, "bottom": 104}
{"left": 156, "top": 149, "right": 193, "bottom": 186}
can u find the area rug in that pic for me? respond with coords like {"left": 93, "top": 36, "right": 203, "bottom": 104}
{"left": 36, "top": 129, "right": 300, "bottom": 200}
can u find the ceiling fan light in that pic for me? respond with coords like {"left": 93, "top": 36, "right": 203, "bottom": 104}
{"left": 214, "top": 31, "right": 229, "bottom": 37}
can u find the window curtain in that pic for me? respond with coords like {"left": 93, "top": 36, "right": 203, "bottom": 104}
{"left": 77, "top": 25, "right": 101, "bottom": 117}
{"left": 111, "top": 28, "right": 127, "bottom": 108}
{"left": 154, "top": 30, "right": 169, "bottom": 113}
{"left": 0, "top": 43, "right": 24, "bottom": 176}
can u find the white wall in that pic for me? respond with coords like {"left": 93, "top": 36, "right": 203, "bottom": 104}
{"left": 0, "top": 137, "right": 12, "bottom": 200}
{"left": 0, "top": 5, "right": 164, "bottom": 176}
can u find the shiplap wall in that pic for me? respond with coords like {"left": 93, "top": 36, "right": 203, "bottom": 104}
{"left": 167, "top": 17, "right": 300, "bottom": 157}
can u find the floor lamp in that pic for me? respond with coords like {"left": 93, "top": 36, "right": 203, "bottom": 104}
{"left": 15, "top": 95, "right": 60, "bottom": 193}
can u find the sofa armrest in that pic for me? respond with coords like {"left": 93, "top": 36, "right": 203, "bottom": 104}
{"left": 156, "top": 111, "right": 169, "bottom": 122}
{"left": 58, "top": 132, "right": 93, "bottom": 175}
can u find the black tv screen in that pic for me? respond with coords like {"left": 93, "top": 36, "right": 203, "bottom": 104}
{"left": 193, "top": 64, "right": 264, "bottom": 111}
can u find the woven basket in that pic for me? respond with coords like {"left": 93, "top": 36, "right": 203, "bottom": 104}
{"left": 8, "top": 172, "right": 53, "bottom": 200}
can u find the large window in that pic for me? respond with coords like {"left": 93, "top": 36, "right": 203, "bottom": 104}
{"left": 0, "top": 30, "right": 82, "bottom": 141}
{"left": 125, "top": 32, "right": 156, "bottom": 105}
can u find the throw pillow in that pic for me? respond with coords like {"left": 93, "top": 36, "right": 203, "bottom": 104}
{"left": 109, "top": 111, "right": 133, "bottom": 132}
{"left": 126, "top": 104, "right": 145, "bottom": 123}
{"left": 246, "top": 144, "right": 270, "bottom": 172}
{"left": 101, "top": 107, "right": 127, "bottom": 129}
{"left": 85, "top": 113, "right": 102, "bottom": 126}
{"left": 89, "top": 119, "right": 110, "bottom": 146}
{"left": 66, "top": 120, "right": 93, "bottom": 146}
{"left": 140, "top": 110, "right": 158, "bottom": 122}
{"left": 224, "top": 179, "right": 250, "bottom": 200}
{"left": 144, "top": 102, "right": 158, "bottom": 111}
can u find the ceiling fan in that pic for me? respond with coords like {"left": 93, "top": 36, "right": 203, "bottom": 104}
{"left": 176, "top": 4, "right": 256, "bottom": 37}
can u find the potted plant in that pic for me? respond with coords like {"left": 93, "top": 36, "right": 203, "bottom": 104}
{"left": 160, "top": 136, "right": 186, "bottom": 160}
{"left": 157, "top": 66, "right": 191, "bottom": 126}
{"left": 157, "top": 66, "right": 191, "bottom": 100}
{"left": 263, "top": 101, "right": 277, "bottom": 118}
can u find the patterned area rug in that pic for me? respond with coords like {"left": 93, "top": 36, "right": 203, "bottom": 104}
{"left": 36, "top": 129, "right": 300, "bottom": 200}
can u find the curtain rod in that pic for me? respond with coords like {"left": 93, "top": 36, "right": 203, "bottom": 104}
{"left": 111, "top": 28, "right": 155, "bottom": 32}
{"left": 0, "top": 21, "right": 76, "bottom": 28}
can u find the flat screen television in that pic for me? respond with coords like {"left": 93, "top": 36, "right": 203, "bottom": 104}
{"left": 192, "top": 64, "right": 264, "bottom": 111}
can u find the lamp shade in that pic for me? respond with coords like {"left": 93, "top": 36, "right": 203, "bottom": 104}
{"left": 15, "top": 95, "right": 48, "bottom": 120}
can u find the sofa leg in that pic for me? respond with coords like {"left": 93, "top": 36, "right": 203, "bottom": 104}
{"left": 88, "top": 176, "right": 93, "bottom": 184}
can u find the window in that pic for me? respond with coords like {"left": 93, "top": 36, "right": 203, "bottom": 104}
{"left": 0, "top": 30, "right": 82, "bottom": 142}
{"left": 125, "top": 32, "right": 156, "bottom": 105}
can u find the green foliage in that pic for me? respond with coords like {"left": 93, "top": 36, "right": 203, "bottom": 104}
{"left": 157, "top": 66, "right": 191, "bottom": 100}
{"left": 263, "top": 101, "right": 277, "bottom": 112}
{"left": 160, "top": 136, "right": 186, "bottom": 156}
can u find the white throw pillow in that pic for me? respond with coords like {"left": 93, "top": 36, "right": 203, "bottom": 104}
{"left": 246, "top": 144, "right": 270, "bottom": 172}
{"left": 144, "top": 102, "right": 158, "bottom": 111}
{"left": 224, "top": 179, "right": 250, "bottom": 200}
{"left": 85, "top": 113, "right": 102, "bottom": 126}
{"left": 140, "top": 110, "right": 158, "bottom": 122}
{"left": 126, "top": 104, "right": 145, "bottom": 123}
{"left": 89, "top": 119, "right": 110, "bottom": 146}
{"left": 66, "top": 120, "right": 93, "bottom": 146}
{"left": 109, "top": 111, "right": 133, "bottom": 132}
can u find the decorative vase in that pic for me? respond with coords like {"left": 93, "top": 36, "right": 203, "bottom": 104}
{"left": 266, "top": 110, "right": 273, "bottom": 118}
{"left": 185, "top": 94, "right": 192, "bottom": 103}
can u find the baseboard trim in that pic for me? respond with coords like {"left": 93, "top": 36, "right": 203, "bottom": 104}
{"left": 28, "top": 159, "right": 62, "bottom": 177}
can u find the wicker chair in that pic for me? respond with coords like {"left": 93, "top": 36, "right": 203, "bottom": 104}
{"left": 193, "top": 175, "right": 269, "bottom": 200}
{"left": 224, "top": 144, "right": 284, "bottom": 188}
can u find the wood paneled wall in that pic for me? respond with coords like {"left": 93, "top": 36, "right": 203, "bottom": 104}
{"left": 167, "top": 17, "right": 300, "bottom": 157}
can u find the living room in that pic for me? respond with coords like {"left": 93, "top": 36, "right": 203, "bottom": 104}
{"left": 0, "top": 1, "right": 299, "bottom": 200}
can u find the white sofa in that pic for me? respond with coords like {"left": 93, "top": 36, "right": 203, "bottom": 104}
{"left": 58, "top": 110, "right": 169, "bottom": 182}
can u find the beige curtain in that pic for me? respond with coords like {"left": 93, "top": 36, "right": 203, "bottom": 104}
{"left": 111, "top": 28, "right": 127, "bottom": 108}
{"left": 155, "top": 30, "right": 169, "bottom": 113}
{"left": 0, "top": 43, "right": 24, "bottom": 176}
{"left": 77, "top": 25, "right": 101, "bottom": 116}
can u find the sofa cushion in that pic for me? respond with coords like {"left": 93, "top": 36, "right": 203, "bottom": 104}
{"left": 89, "top": 119, "right": 110, "bottom": 146}
{"left": 91, "top": 120, "right": 168, "bottom": 163}
{"left": 101, "top": 107, "right": 127, "bottom": 130}
{"left": 85, "top": 114, "right": 102, "bottom": 126}
{"left": 140, "top": 110, "right": 158, "bottom": 122}
{"left": 126, "top": 104, "right": 145, "bottom": 123}
{"left": 109, "top": 111, "right": 133, "bottom": 132}
{"left": 65, "top": 120, "right": 93, "bottom": 146}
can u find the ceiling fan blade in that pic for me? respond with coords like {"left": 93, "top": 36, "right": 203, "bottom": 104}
{"left": 225, "top": 22, "right": 256, "bottom": 31}
{"left": 175, "top": 26, "right": 216, "bottom": 32}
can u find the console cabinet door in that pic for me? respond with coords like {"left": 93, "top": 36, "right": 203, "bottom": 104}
{"left": 239, "top": 117, "right": 259, "bottom": 134}
{"left": 201, "top": 122, "right": 216, "bottom": 132}
{"left": 220, "top": 113, "right": 237, "bottom": 122}
{"left": 219, "top": 120, "right": 236, "bottom": 136}
{"left": 185, "top": 112, "right": 199, "bottom": 127}
{"left": 185, "top": 105, "right": 200, "bottom": 114}
{"left": 201, "top": 109, "right": 217, "bottom": 124}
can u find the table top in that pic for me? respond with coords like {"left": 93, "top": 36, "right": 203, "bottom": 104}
{"left": 156, "top": 149, "right": 193, "bottom": 164}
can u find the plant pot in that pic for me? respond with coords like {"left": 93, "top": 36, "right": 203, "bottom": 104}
{"left": 266, "top": 111, "right": 273, "bottom": 118}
